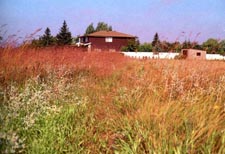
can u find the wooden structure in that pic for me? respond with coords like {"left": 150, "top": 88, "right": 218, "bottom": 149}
{"left": 78, "top": 31, "right": 136, "bottom": 51}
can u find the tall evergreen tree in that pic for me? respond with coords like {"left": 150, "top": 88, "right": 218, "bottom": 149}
{"left": 85, "top": 23, "right": 95, "bottom": 35}
{"left": 40, "top": 27, "right": 54, "bottom": 46}
{"left": 56, "top": 20, "right": 72, "bottom": 45}
{"left": 95, "top": 22, "right": 112, "bottom": 31}
{"left": 152, "top": 33, "right": 160, "bottom": 47}
{"left": 152, "top": 33, "right": 161, "bottom": 52}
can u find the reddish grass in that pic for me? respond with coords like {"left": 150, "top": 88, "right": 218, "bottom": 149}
{"left": 0, "top": 47, "right": 132, "bottom": 85}
{"left": 1, "top": 46, "right": 225, "bottom": 153}
{"left": 1, "top": 46, "right": 225, "bottom": 88}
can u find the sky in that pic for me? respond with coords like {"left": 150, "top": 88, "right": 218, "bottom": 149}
{"left": 0, "top": 0, "right": 225, "bottom": 43}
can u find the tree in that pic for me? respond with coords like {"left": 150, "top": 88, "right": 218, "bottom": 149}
{"left": 138, "top": 43, "right": 152, "bottom": 52}
{"left": 202, "top": 38, "right": 219, "bottom": 54}
{"left": 84, "top": 22, "right": 113, "bottom": 35}
{"left": 121, "top": 39, "right": 139, "bottom": 52}
{"left": 152, "top": 33, "right": 160, "bottom": 47}
{"left": 152, "top": 33, "right": 162, "bottom": 52}
{"left": 171, "top": 41, "right": 182, "bottom": 52}
{"left": 160, "top": 41, "right": 171, "bottom": 52}
{"left": 95, "top": 22, "right": 112, "bottom": 31}
{"left": 39, "top": 27, "right": 55, "bottom": 46}
{"left": 30, "top": 39, "right": 42, "bottom": 48}
{"left": 182, "top": 40, "right": 191, "bottom": 49}
{"left": 85, "top": 23, "right": 95, "bottom": 35}
{"left": 192, "top": 42, "right": 203, "bottom": 50}
{"left": 218, "top": 40, "right": 225, "bottom": 55}
{"left": 56, "top": 20, "right": 72, "bottom": 45}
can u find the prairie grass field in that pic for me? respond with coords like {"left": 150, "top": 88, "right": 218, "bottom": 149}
{"left": 0, "top": 47, "right": 225, "bottom": 153}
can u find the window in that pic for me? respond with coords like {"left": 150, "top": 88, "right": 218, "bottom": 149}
{"left": 105, "top": 37, "right": 113, "bottom": 42}
{"left": 85, "top": 37, "right": 89, "bottom": 42}
{"left": 183, "top": 50, "right": 188, "bottom": 56}
{"left": 196, "top": 52, "right": 201, "bottom": 56}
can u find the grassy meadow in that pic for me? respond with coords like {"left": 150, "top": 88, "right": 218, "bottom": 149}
{"left": 0, "top": 47, "right": 225, "bottom": 153}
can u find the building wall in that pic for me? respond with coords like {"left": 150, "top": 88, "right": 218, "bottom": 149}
{"left": 182, "top": 49, "right": 206, "bottom": 60}
{"left": 88, "top": 37, "right": 134, "bottom": 51}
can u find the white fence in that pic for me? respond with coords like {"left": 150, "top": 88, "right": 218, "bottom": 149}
{"left": 122, "top": 52, "right": 225, "bottom": 60}
{"left": 206, "top": 54, "right": 225, "bottom": 60}
{"left": 122, "top": 52, "right": 179, "bottom": 59}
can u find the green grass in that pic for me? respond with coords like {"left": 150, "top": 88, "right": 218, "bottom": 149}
{"left": 27, "top": 105, "right": 88, "bottom": 154}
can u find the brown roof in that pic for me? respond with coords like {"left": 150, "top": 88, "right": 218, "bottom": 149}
{"left": 87, "top": 31, "right": 136, "bottom": 38}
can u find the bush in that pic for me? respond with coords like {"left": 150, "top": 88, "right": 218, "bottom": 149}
{"left": 138, "top": 43, "right": 152, "bottom": 52}
{"left": 121, "top": 40, "right": 139, "bottom": 52}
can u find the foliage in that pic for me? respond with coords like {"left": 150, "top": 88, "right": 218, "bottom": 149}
{"left": 39, "top": 27, "right": 55, "bottom": 46}
{"left": 152, "top": 33, "right": 160, "bottom": 47}
{"left": 137, "top": 37, "right": 223, "bottom": 54}
{"left": 218, "top": 40, "right": 225, "bottom": 55}
{"left": 170, "top": 41, "right": 182, "bottom": 52}
{"left": 138, "top": 43, "right": 152, "bottom": 52}
{"left": 56, "top": 20, "right": 72, "bottom": 45}
{"left": 121, "top": 39, "right": 139, "bottom": 52}
{"left": 95, "top": 22, "right": 112, "bottom": 32}
{"left": 160, "top": 41, "right": 171, "bottom": 52}
{"left": 182, "top": 40, "right": 192, "bottom": 49}
{"left": 152, "top": 33, "right": 162, "bottom": 52}
{"left": 30, "top": 28, "right": 56, "bottom": 48}
{"left": 73, "top": 36, "right": 79, "bottom": 43}
{"left": 202, "top": 38, "right": 219, "bottom": 54}
{"left": 85, "top": 23, "right": 95, "bottom": 35}
{"left": 84, "top": 22, "right": 113, "bottom": 36}
{"left": 30, "top": 39, "right": 42, "bottom": 48}
{"left": 192, "top": 42, "right": 203, "bottom": 50}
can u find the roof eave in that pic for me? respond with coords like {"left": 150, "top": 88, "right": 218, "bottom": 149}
{"left": 83, "top": 35, "right": 136, "bottom": 38}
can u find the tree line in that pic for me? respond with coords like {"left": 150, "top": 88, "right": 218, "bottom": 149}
{"left": 122, "top": 33, "right": 225, "bottom": 55}
{"left": 1, "top": 20, "right": 224, "bottom": 54}
{"left": 30, "top": 21, "right": 112, "bottom": 47}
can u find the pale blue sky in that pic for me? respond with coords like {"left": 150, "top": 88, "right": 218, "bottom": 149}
{"left": 0, "top": 0, "right": 225, "bottom": 43}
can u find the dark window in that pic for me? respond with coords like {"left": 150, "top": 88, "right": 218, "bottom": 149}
{"left": 197, "top": 52, "right": 201, "bottom": 56}
{"left": 183, "top": 50, "right": 188, "bottom": 56}
{"left": 82, "top": 37, "right": 86, "bottom": 43}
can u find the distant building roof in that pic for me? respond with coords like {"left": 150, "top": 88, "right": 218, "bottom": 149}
{"left": 86, "top": 31, "right": 136, "bottom": 38}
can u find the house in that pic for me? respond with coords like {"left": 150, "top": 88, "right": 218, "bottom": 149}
{"left": 181, "top": 49, "right": 206, "bottom": 60}
{"left": 78, "top": 31, "right": 136, "bottom": 52}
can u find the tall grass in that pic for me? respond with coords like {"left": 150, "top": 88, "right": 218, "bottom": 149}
{"left": 0, "top": 47, "right": 225, "bottom": 153}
